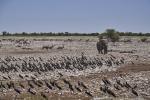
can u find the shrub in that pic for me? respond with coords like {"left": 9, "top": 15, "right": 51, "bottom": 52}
{"left": 110, "top": 32, "right": 120, "bottom": 42}
{"left": 141, "top": 37, "right": 147, "bottom": 42}
{"left": 101, "top": 29, "right": 120, "bottom": 42}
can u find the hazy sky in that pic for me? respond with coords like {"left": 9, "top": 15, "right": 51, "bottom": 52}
{"left": 0, "top": 0, "right": 150, "bottom": 33}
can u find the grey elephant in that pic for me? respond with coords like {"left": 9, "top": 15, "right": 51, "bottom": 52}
{"left": 96, "top": 39, "right": 108, "bottom": 54}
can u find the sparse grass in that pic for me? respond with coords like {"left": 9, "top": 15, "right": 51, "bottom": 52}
{"left": 0, "top": 35, "right": 149, "bottom": 41}
{"left": 0, "top": 36, "right": 98, "bottom": 41}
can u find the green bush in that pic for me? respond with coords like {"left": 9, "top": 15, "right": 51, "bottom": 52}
{"left": 141, "top": 37, "right": 147, "bottom": 42}
{"left": 101, "top": 29, "right": 120, "bottom": 42}
{"left": 110, "top": 32, "right": 120, "bottom": 42}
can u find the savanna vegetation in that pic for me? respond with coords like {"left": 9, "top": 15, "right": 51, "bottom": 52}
{"left": 1, "top": 29, "right": 150, "bottom": 37}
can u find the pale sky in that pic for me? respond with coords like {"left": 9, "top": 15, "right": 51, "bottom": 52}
{"left": 0, "top": 0, "right": 150, "bottom": 33}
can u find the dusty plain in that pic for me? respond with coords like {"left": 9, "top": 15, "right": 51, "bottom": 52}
{"left": 0, "top": 36, "right": 150, "bottom": 100}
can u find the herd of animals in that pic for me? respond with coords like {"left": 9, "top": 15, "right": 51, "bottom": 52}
{"left": 0, "top": 38, "right": 65, "bottom": 50}
{"left": 0, "top": 37, "right": 149, "bottom": 99}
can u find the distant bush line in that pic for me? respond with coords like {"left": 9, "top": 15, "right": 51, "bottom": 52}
{"left": 1, "top": 32, "right": 99, "bottom": 36}
{"left": 1, "top": 31, "right": 150, "bottom": 36}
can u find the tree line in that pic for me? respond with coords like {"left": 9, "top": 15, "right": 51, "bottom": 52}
{"left": 1, "top": 31, "right": 99, "bottom": 36}
{"left": 1, "top": 30, "right": 150, "bottom": 36}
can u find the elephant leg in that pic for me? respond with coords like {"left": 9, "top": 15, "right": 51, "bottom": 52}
{"left": 100, "top": 49, "right": 103, "bottom": 54}
{"left": 100, "top": 45, "right": 103, "bottom": 54}
{"left": 98, "top": 50, "right": 100, "bottom": 54}
{"left": 99, "top": 50, "right": 101, "bottom": 54}
{"left": 105, "top": 49, "right": 108, "bottom": 54}
{"left": 104, "top": 46, "right": 108, "bottom": 54}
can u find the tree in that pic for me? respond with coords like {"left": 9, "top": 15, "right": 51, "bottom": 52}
{"left": 22, "top": 32, "right": 27, "bottom": 35}
{"left": 2, "top": 31, "right": 8, "bottom": 36}
{"left": 101, "top": 29, "right": 120, "bottom": 42}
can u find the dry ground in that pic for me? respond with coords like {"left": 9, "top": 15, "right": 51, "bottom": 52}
{"left": 0, "top": 36, "right": 150, "bottom": 100}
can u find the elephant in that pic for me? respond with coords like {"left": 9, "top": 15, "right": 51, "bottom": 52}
{"left": 96, "top": 39, "right": 108, "bottom": 54}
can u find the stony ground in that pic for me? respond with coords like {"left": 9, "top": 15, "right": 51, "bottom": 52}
{"left": 0, "top": 37, "right": 150, "bottom": 100}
